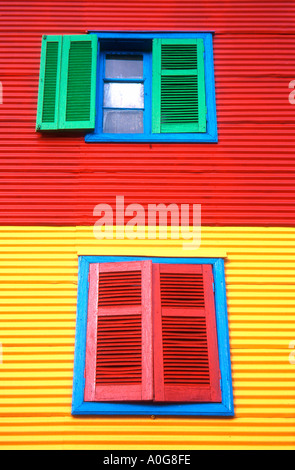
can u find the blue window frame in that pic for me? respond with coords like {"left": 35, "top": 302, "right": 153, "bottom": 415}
{"left": 85, "top": 32, "right": 218, "bottom": 143}
{"left": 97, "top": 49, "right": 152, "bottom": 136}
{"left": 72, "top": 255, "right": 234, "bottom": 416}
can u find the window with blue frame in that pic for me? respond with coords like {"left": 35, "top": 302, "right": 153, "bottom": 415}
{"left": 72, "top": 256, "right": 233, "bottom": 417}
{"left": 98, "top": 46, "right": 151, "bottom": 135}
{"left": 36, "top": 32, "right": 217, "bottom": 143}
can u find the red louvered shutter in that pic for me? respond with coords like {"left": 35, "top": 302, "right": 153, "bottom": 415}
{"left": 153, "top": 264, "right": 221, "bottom": 403}
{"left": 84, "top": 261, "right": 153, "bottom": 402}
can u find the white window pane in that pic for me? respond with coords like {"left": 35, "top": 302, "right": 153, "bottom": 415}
{"left": 103, "top": 110, "right": 144, "bottom": 134}
{"left": 105, "top": 55, "right": 143, "bottom": 79}
{"left": 103, "top": 83, "right": 144, "bottom": 109}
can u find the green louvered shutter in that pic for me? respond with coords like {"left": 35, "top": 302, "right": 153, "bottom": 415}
{"left": 152, "top": 38, "right": 207, "bottom": 134}
{"left": 36, "top": 35, "right": 97, "bottom": 131}
{"left": 36, "top": 35, "right": 62, "bottom": 130}
{"left": 59, "top": 35, "right": 97, "bottom": 130}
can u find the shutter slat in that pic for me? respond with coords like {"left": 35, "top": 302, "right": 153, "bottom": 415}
{"left": 96, "top": 314, "right": 142, "bottom": 386}
{"left": 98, "top": 270, "right": 142, "bottom": 306}
{"left": 162, "top": 316, "right": 210, "bottom": 386}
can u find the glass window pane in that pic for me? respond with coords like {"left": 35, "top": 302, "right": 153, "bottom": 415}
{"left": 105, "top": 55, "right": 143, "bottom": 79}
{"left": 103, "top": 83, "right": 144, "bottom": 109}
{"left": 103, "top": 110, "right": 144, "bottom": 134}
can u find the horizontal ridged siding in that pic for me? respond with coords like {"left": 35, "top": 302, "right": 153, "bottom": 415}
{"left": 1, "top": 1, "right": 295, "bottom": 33}
{"left": 0, "top": 227, "right": 294, "bottom": 449}
{"left": 0, "top": 3, "right": 295, "bottom": 226}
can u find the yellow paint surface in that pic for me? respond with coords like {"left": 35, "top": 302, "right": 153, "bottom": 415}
{"left": 0, "top": 226, "right": 294, "bottom": 449}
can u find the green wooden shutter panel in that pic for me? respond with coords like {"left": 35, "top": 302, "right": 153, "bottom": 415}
{"left": 36, "top": 35, "right": 97, "bottom": 131}
{"left": 152, "top": 38, "right": 207, "bottom": 134}
{"left": 59, "top": 35, "right": 97, "bottom": 129}
{"left": 36, "top": 36, "right": 62, "bottom": 130}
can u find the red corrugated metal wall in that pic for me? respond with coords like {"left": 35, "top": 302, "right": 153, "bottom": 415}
{"left": 1, "top": 1, "right": 295, "bottom": 226}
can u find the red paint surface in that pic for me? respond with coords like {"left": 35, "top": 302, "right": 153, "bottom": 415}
{"left": 1, "top": 2, "right": 295, "bottom": 226}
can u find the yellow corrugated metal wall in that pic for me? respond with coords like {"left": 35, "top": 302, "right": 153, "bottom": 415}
{"left": 0, "top": 226, "right": 294, "bottom": 449}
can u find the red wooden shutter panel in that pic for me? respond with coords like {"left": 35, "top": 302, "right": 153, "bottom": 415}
{"left": 84, "top": 261, "right": 153, "bottom": 402}
{"left": 153, "top": 264, "right": 222, "bottom": 403}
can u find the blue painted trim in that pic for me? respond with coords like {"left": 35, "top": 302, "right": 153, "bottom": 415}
{"left": 72, "top": 255, "right": 234, "bottom": 417}
{"left": 204, "top": 33, "right": 218, "bottom": 142}
{"left": 88, "top": 32, "right": 216, "bottom": 38}
{"left": 71, "top": 256, "right": 89, "bottom": 414}
{"left": 97, "top": 49, "right": 151, "bottom": 136}
{"left": 85, "top": 32, "right": 218, "bottom": 144}
{"left": 85, "top": 133, "right": 218, "bottom": 143}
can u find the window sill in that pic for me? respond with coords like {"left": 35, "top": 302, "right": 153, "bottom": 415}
{"left": 85, "top": 131, "right": 218, "bottom": 143}
{"left": 72, "top": 401, "right": 234, "bottom": 417}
